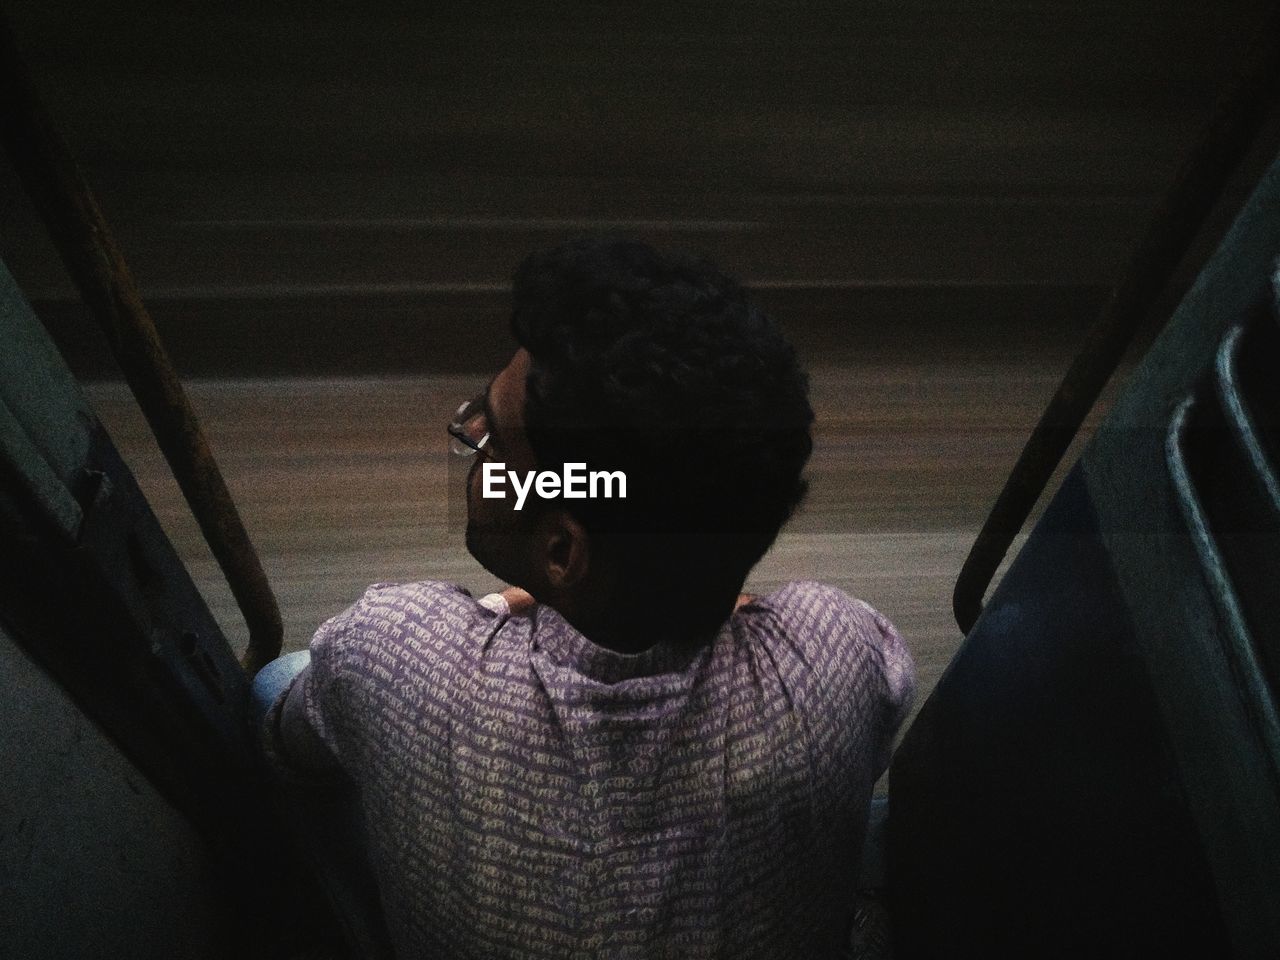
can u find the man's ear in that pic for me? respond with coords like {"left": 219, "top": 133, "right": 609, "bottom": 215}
{"left": 538, "top": 509, "right": 590, "bottom": 590}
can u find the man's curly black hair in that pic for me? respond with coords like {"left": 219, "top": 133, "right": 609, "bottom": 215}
{"left": 510, "top": 237, "right": 814, "bottom": 639}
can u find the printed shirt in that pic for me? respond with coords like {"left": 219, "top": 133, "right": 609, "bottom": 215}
{"left": 265, "top": 579, "right": 915, "bottom": 959}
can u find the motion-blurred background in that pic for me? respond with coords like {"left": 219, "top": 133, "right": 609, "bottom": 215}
{"left": 2, "top": 0, "right": 1276, "bottom": 717}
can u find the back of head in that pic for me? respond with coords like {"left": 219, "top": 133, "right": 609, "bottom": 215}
{"left": 511, "top": 237, "right": 814, "bottom": 639}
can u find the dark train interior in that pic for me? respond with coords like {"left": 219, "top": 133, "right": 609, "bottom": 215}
{"left": 2, "top": 1, "right": 1279, "bottom": 957}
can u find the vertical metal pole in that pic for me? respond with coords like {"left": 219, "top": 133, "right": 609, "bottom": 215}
{"left": 953, "top": 6, "right": 1280, "bottom": 634}
{"left": 0, "top": 15, "right": 283, "bottom": 672}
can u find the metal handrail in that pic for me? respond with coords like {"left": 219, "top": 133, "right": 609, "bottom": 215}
{"left": 0, "top": 15, "right": 283, "bottom": 673}
{"left": 953, "top": 5, "right": 1280, "bottom": 634}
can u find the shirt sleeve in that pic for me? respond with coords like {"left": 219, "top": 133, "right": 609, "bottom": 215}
{"left": 260, "top": 598, "right": 365, "bottom": 775}
{"left": 762, "top": 581, "right": 916, "bottom": 776}
{"left": 260, "top": 579, "right": 508, "bottom": 776}
{"left": 851, "top": 597, "right": 916, "bottom": 772}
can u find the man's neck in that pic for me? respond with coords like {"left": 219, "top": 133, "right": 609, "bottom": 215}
{"left": 548, "top": 595, "right": 729, "bottom": 655}
{"left": 555, "top": 605, "right": 660, "bottom": 654}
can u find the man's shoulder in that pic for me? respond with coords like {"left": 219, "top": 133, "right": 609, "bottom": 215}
{"left": 756, "top": 579, "right": 883, "bottom": 633}
{"left": 745, "top": 580, "right": 915, "bottom": 750}
{"left": 750, "top": 580, "right": 913, "bottom": 692}
{"left": 349, "top": 579, "right": 487, "bottom": 622}
{"left": 310, "top": 579, "right": 507, "bottom": 671}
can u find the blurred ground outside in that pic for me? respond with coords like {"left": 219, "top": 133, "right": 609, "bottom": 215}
{"left": 82, "top": 326, "right": 1127, "bottom": 755}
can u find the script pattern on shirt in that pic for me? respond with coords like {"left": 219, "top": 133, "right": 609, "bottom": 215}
{"left": 270, "top": 579, "right": 914, "bottom": 959}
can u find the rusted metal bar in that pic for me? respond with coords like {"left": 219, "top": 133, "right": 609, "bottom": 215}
{"left": 952, "top": 6, "right": 1280, "bottom": 635}
{"left": 0, "top": 16, "right": 283, "bottom": 672}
